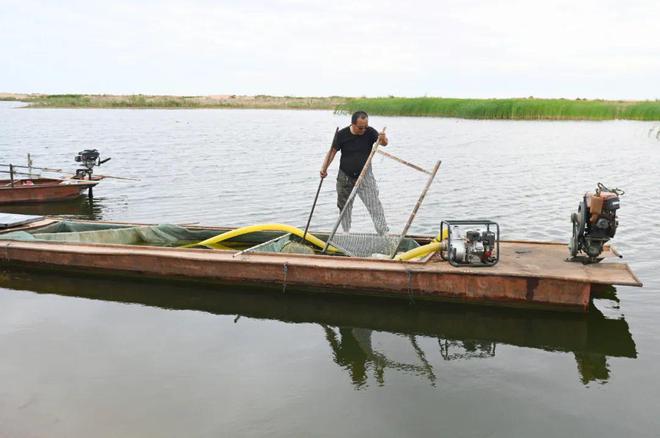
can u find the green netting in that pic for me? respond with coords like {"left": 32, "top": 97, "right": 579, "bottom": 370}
{"left": 244, "top": 232, "right": 419, "bottom": 257}
{"left": 246, "top": 233, "right": 293, "bottom": 253}
{"left": 32, "top": 221, "right": 134, "bottom": 234}
{"left": 0, "top": 222, "right": 215, "bottom": 246}
{"left": 245, "top": 233, "right": 316, "bottom": 255}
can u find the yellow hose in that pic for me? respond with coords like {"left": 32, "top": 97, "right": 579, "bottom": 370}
{"left": 183, "top": 223, "right": 340, "bottom": 253}
{"left": 394, "top": 241, "right": 441, "bottom": 261}
{"left": 185, "top": 223, "right": 446, "bottom": 260}
{"left": 394, "top": 228, "right": 448, "bottom": 261}
{"left": 436, "top": 227, "right": 449, "bottom": 242}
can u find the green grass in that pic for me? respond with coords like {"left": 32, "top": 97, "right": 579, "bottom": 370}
{"left": 337, "top": 97, "right": 660, "bottom": 120}
{"left": 11, "top": 94, "right": 660, "bottom": 120}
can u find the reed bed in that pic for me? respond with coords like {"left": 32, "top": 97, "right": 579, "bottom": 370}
{"left": 5, "top": 94, "right": 660, "bottom": 120}
{"left": 337, "top": 97, "right": 660, "bottom": 120}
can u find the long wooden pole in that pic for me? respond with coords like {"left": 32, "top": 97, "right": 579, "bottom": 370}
{"left": 0, "top": 170, "right": 39, "bottom": 177}
{"left": 390, "top": 160, "right": 441, "bottom": 258}
{"left": 0, "top": 164, "right": 62, "bottom": 172}
{"left": 302, "top": 179, "right": 324, "bottom": 242}
{"left": 88, "top": 174, "right": 141, "bottom": 181}
{"left": 377, "top": 150, "right": 431, "bottom": 174}
{"left": 322, "top": 127, "right": 386, "bottom": 254}
{"left": 302, "top": 128, "right": 339, "bottom": 243}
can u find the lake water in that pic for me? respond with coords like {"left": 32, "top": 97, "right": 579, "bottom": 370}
{"left": 1, "top": 101, "right": 659, "bottom": 437}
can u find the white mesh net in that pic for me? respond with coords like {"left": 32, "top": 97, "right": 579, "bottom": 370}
{"left": 324, "top": 146, "right": 440, "bottom": 258}
{"left": 329, "top": 232, "right": 401, "bottom": 257}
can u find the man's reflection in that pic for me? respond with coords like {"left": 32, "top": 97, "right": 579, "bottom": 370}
{"left": 322, "top": 326, "right": 438, "bottom": 388}
{"left": 575, "top": 352, "right": 609, "bottom": 384}
{"left": 323, "top": 326, "right": 382, "bottom": 387}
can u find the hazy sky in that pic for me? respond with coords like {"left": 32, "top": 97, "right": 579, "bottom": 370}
{"left": 1, "top": 0, "right": 658, "bottom": 99}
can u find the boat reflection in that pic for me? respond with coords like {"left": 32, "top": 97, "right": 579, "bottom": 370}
{"left": 0, "top": 269, "right": 636, "bottom": 387}
{"left": 0, "top": 195, "right": 104, "bottom": 220}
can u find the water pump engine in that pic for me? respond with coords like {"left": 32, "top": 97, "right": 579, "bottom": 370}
{"left": 440, "top": 220, "right": 500, "bottom": 267}
{"left": 569, "top": 183, "right": 623, "bottom": 263}
{"left": 74, "top": 149, "right": 110, "bottom": 179}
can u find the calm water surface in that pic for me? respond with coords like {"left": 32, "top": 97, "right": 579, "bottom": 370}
{"left": 1, "top": 101, "right": 659, "bottom": 437}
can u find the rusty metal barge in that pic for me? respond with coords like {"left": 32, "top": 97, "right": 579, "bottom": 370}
{"left": 0, "top": 214, "right": 641, "bottom": 312}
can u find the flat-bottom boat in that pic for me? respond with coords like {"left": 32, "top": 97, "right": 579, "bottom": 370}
{"left": 0, "top": 214, "right": 641, "bottom": 312}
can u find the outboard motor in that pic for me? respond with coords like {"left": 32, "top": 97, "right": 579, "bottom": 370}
{"left": 74, "top": 149, "right": 111, "bottom": 179}
{"left": 568, "top": 183, "right": 623, "bottom": 263}
{"left": 440, "top": 220, "right": 499, "bottom": 267}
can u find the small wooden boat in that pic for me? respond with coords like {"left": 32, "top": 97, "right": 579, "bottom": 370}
{"left": 1, "top": 149, "right": 111, "bottom": 204}
{"left": 0, "top": 178, "right": 99, "bottom": 204}
{"left": 0, "top": 215, "right": 642, "bottom": 312}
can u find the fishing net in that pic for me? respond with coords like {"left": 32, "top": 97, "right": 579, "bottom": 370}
{"left": 323, "top": 147, "right": 440, "bottom": 258}
{"left": 280, "top": 240, "right": 316, "bottom": 254}
{"left": 329, "top": 232, "right": 404, "bottom": 258}
{"left": 0, "top": 222, "right": 216, "bottom": 246}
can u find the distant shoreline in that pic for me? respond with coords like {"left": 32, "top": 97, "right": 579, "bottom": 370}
{"left": 1, "top": 93, "right": 659, "bottom": 120}
{"left": 0, "top": 93, "right": 345, "bottom": 110}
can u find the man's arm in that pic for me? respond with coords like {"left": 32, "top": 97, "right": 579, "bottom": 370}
{"left": 320, "top": 147, "right": 338, "bottom": 178}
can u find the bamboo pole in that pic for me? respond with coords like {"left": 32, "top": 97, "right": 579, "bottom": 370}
{"left": 90, "top": 174, "right": 141, "bottom": 181}
{"left": 377, "top": 150, "right": 431, "bottom": 174}
{"left": 0, "top": 163, "right": 63, "bottom": 172}
{"left": 390, "top": 160, "right": 441, "bottom": 258}
{"left": 0, "top": 170, "right": 39, "bottom": 177}
{"left": 303, "top": 127, "right": 339, "bottom": 243}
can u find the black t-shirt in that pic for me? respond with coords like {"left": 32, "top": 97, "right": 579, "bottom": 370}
{"left": 332, "top": 126, "right": 379, "bottom": 178}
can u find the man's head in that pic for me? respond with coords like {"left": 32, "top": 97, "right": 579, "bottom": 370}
{"left": 351, "top": 111, "right": 369, "bottom": 134}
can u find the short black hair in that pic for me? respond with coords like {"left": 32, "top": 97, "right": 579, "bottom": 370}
{"left": 351, "top": 111, "right": 369, "bottom": 124}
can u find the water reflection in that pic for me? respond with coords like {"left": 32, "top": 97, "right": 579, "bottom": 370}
{"left": 0, "top": 269, "right": 636, "bottom": 387}
{"left": 323, "top": 327, "right": 438, "bottom": 388}
{"left": 439, "top": 339, "right": 496, "bottom": 360}
{"left": 0, "top": 196, "right": 104, "bottom": 220}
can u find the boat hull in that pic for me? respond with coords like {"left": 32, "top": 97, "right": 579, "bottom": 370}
{"left": 0, "top": 179, "right": 98, "bottom": 204}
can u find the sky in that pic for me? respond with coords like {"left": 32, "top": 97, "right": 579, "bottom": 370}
{"left": 1, "top": 0, "right": 659, "bottom": 99}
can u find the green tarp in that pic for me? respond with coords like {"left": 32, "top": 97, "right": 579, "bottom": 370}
{"left": 0, "top": 222, "right": 215, "bottom": 246}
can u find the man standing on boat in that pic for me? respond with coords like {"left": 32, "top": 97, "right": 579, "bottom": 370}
{"left": 319, "top": 111, "right": 389, "bottom": 234}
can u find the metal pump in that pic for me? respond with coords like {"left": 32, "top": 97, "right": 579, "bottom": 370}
{"left": 440, "top": 220, "right": 500, "bottom": 267}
